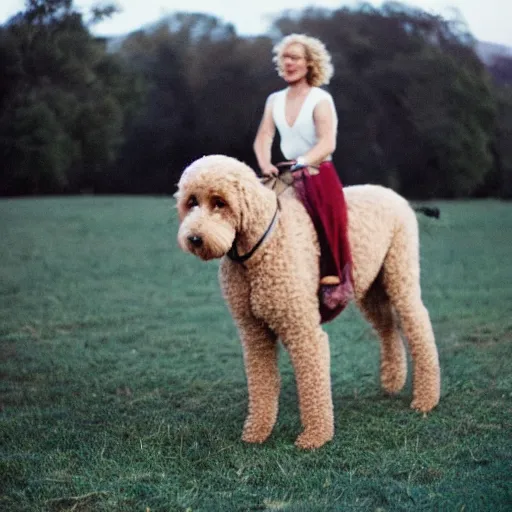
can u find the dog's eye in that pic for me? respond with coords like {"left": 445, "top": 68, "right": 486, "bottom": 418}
{"left": 186, "top": 195, "right": 198, "bottom": 208}
{"left": 213, "top": 198, "right": 227, "bottom": 209}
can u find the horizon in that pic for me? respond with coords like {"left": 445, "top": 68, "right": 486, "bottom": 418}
{"left": 0, "top": 1, "right": 512, "bottom": 48}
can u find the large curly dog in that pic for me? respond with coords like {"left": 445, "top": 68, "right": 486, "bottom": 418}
{"left": 175, "top": 154, "right": 440, "bottom": 450}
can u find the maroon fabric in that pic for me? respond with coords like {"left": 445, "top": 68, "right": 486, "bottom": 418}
{"left": 294, "top": 161, "right": 353, "bottom": 323}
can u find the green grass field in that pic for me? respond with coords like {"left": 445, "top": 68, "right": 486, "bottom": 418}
{"left": 1, "top": 196, "right": 511, "bottom": 512}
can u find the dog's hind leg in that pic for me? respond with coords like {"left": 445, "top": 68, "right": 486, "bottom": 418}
{"left": 381, "top": 219, "right": 440, "bottom": 413}
{"left": 358, "top": 275, "right": 407, "bottom": 395}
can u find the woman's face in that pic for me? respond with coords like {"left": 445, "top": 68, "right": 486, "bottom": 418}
{"left": 280, "top": 43, "right": 309, "bottom": 85}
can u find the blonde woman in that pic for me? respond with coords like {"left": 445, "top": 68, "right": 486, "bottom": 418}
{"left": 253, "top": 33, "right": 353, "bottom": 323}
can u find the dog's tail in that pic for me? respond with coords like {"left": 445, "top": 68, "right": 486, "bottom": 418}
{"left": 414, "top": 206, "right": 440, "bottom": 219}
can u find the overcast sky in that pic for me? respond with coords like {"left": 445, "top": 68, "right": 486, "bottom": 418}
{"left": 1, "top": 0, "right": 511, "bottom": 46}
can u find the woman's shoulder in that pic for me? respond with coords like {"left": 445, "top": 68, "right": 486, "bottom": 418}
{"left": 265, "top": 89, "right": 287, "bottom": 112}
{"left": 310, "top": 87, "right": 336, "bottom": 114}
{"left": 267, "top": 88, "right": 287, "bottom": 101}
{"left": 310, "top": 87, "right": 334, "bottom": 102}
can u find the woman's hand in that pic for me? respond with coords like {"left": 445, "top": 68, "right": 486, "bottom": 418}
{"left": 261, "top": 165, "right": 279, "bottom": 177}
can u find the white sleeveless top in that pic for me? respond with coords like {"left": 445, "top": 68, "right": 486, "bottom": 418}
{"left": 271, "top": 87, "right": 338, "bottom": 161}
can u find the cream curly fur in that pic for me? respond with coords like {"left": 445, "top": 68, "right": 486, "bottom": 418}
{"left": 176, "top": 154, "right": 440, "bottom": 450}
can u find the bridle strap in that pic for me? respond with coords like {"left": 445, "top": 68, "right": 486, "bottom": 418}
{"left": 227, "top": 199, "right": 280, "bottom": 263}
{"left": 275, "top": 161, "right": 320, "bottom": 171}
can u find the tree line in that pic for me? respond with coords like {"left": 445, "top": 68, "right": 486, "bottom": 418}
{"left": 1, "top": 0, "right": 511, "bottom": 198}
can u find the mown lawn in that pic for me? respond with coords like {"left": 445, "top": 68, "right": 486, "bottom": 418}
{"left": 1, "top": 196, "right": 511, "bottom": 511}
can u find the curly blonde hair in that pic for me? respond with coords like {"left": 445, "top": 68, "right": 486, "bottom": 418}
{"left": 272, "top": 33, "right": 334, "bottom": 87}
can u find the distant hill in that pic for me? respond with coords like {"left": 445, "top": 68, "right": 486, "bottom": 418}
{"left": 106, "top": 24, "right": 512, "bottom": 70}
{"left": 475, "top": 41, "right": 512, "bottom": 65}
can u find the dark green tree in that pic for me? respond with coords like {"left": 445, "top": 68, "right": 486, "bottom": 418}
{"left": 114, "top": 13, "right": 280, "bottom": 193}
{"left": 270, "top": 2, "right": 497, "bottom": 197}
{"left": 0, "top": 0, "right": 142, "bottom": 195}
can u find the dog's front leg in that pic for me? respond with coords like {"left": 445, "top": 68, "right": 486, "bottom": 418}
{"left": 219, "top": 261, "right": 280, "bottom": 444}
{"left": 283, "top": 326, "right": 334, "bottom": 450}
{"left": 239, "top": 319, "right": 280, "bottom": 444}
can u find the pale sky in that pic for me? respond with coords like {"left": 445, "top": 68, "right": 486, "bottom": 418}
{"left": 1, "top": 0, "right": 511, "bottom": 46}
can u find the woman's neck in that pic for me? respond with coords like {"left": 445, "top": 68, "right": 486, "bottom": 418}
{"left": 287, "top": 79, "right": 312, "bottom": 97}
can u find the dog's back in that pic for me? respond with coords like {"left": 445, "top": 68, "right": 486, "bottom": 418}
{"left": 344, "top": 184, "right": 419, "bottom": 298}
{"left": 263, "top": 182, "right": 419, "bottom": 300}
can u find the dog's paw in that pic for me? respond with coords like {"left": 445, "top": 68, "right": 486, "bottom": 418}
{"left": 381, "top": 371, "right": 407, "bottom": 395}
{"left": 242, "top": 419, "right": 273, "bottom": 444}
{"left": 410, "top": 374, "right": 440, "bottom": 412}
{"left": 410, "top": 394, "right": 439, "bottom": 413}
{"left": 242, "top": 430, "right": 272, "bottom": 444}
{"left": 294, "top": 427, "right": 333, "bottom": 450}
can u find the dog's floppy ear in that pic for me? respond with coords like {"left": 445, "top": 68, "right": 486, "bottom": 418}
{"left": 173, "top": 184, "right": 190, "bottom": 219}
{"left": 235, "top": 177, "right": 257, "bottom": 233}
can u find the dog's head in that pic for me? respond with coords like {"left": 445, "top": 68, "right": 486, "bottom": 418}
{"left": 175, "top": 155, "right": 264, "bottom": 261}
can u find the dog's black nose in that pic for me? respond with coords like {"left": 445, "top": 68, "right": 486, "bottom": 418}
{"left": 187, "top": 234, "right": 203, "bottom": 248}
